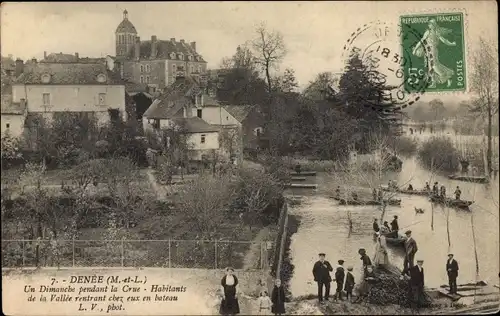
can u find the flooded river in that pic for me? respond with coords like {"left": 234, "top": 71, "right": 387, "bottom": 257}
{"left": 287, "top": 155, "right": 499, "bottom": 298}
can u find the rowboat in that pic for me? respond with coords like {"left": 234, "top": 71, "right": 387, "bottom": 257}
{"left": 285, "top": 183, "right": 318, "bottom": 189}
{"left": 384, "top": 235, "right": 406, "bottom": 248}
{"left": 330, "top": 196, "right": 401, "bottom": 206}
{"left": 381, "top": 185, "right": 431, "bottom": 196}
{"left": 429, "top": 195, "right": 474, "bottom": 209}
{"left": 448, "top": 175, "right": 488, "bottom": 184}
{"left": 290, "top": 171, "right": 316, "bottom": 176}
{"left": 290, "top": 176, "right": 307, "bottom": 181}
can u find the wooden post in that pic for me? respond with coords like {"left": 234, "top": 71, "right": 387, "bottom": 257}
{"left": 72, "top": 238, "right": 75, "bottom": 267}
{"left": 22, "top": 240, "right": 25, "bottom": 267}
{"left": 214, "top": 240, "right": 218, "bottom": 269}
{"left": 168, "top": 239, "right": 171, "bottom": 269}
{"left": 121, "top": 238, "right": 124, "bottom": 267}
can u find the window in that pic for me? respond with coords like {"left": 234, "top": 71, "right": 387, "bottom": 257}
{"left": 140, "top": 76, "right": 144, "bottom": 83}
{"left": 140, "top": 65, "right": 144, "bottom": 73}
{"left": 153, "top": 119, "right": 160, "bottom": 129}
{"left": 201, "top": 134, "right": 206, "bottom": 144}
{"left": 197, "top": 109, "right": 202, "bottom": 118}
{"left": 146, "top": 76, "right": 150, "bottom": 84}
{"left": 191, "top": 66, "right": 195, "bottom": 73}
{"left": 146, "top": 64, "right": 151, "bottom": 72}
{"left": 98, "top": 93, "right": 106, "bottom": 105}
{"left": 42, "top": 93, "right": 50, "bottom": 106}
{"left": 172, "top": 64, "right": 176, "bottom": 72}
{"left": 6, "top": 123, "right": 10, "bottom": 129}
{"left": 198, "top": 66, "right": 202, "bottom": 73}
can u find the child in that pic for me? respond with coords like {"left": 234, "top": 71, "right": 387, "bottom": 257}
{"left": 212, "top": 288, "right": 224, "bottom": 315}
{"left": 257, "top": 290, "right": 272, "bottom": 315}
{"left": 344, "top": 266, "right": 355, "bottom": 302}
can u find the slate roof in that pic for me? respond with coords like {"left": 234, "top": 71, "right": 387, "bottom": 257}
{"left": 14, "top": 63, "right": 123, "bottom": 85}
{"left": 42, "top": 53, "right": 78, "bottom": 63}
{"left": 128, "top": 39, "right": 206, "bottom": 62}
{"left": 223, "top": 105, "right": 255, "bottom": 122}
{"left": 116, "top": 17, "right": 137, "bottom": 34}
{"left": 143, "top": 77, "right": 199, "bottom": 119}
{"left": 172, "top": 117, "right": 220, "bottom": 133}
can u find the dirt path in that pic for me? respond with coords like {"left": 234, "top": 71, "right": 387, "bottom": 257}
{"left": 146, "top": 168, "right": 167, "bottom": 200}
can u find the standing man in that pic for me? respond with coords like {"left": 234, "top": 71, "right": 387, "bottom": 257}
{"left": 334, "top": 260, "right": 345, "bottom": 301}
{"left": 373, "top": 218, "right": 380, "bottom": 233}
{"left": 358, "top": 248, "right": 372, "bottom": 277}
{"left": 377, "top": 188, "right": 383, "bottom": 202}
{"left": 391, "top": 215, "right": 399, "bottom": 234}
{"left": 425, "top": 182, "right": 431, "bottom": 191}
{"left": 454, "top": 186, "right": 462, "bottom": 200}
{"left": 402, "top": 230, "right": 418, "bottom": 276}
{"left": 432, "top": 182, "right": 439, "bottom": 195}
{"left": 446, "top": 254, "right": 459, "bottom": 294}
{"left": 409, "top": 259, "right": 425, "bottom": 309}
{"left": 440, "top": 185, "right": 447, "bottom": 198}
{"left": 335, "top": 186, "right": 341, "bottom": 199}
{"left": 312, "top": 253, "right": 333, "bottom": 303}
{"left": 372, "top": 188, "right": 378, "bottom": 201}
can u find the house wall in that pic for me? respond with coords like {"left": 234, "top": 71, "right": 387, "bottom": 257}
{"left": 194, "top": 106, "right": 240, "bottom": 126}
{"left": 187, "top": 131, "right": 219, "bottom": 160}
{"left": 165, "top": 60, "right": 207, "bottom": 86}
{"left": 124, "top": 60, "right": 166, "bottom": 88}
{"left": 11, "top": 84, "right": 127, "bottom": 125}
{"left": 241, "top": 109, "right": 264, "bottom": 149}
{"left": 1, "top": 114, "right": 25, "bottom": 138}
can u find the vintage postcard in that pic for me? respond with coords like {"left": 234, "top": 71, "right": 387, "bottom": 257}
{"left": 1, "top": 1, "right": 498, "bottom": 315}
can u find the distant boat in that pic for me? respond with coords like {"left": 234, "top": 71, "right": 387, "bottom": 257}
{"left": 448, "top": 175, "right": 488, "bottom": 183}
{"left": 381, "top": 185, "right": 431, "bottom": 196}
{"left": 290, "top": 176, "right": 307, "bottom": 181}
{"left": 429, "top": 195, "right": 474, "bottom": 209}
{"left": 330, "top": 196, "right": 401, "bottom": 206}
{"left": 290, "top": 171, "right": 316, "bottom": 176}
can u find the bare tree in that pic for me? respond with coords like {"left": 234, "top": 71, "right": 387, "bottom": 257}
{"left": 251, "top": 23, "right": 287, "bottom": 93}
{"left": 470, "top": 37, "right": 499, "bottom": 175}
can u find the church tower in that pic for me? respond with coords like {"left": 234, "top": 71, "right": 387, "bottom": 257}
{"left": 115, "top": 10, "right": 138, "bottom": 58}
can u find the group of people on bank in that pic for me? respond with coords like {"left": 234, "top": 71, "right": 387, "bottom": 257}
{"left": 215, "top": 267, "right": 286, "bottom": 315}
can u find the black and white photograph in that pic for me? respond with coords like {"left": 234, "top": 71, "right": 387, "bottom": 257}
{"left": 1, "top": 1, "right": 499, "bottom": 315}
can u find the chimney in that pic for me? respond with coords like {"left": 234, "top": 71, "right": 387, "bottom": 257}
{"left": 15, "top": 58, "right": 24, "bottom": 77}
{"left": 31, "top": 58, "right": 37, "bottom": 64}
{"left": 135, "top": 37, "right": 141, "bottom": 60}
{"left": 180, "top": 39, "right": 185, "bottom": 44}
{"left": 151, "top": 35, "right": 157, "bottom": 58}
{"left": 170, "top": 38, "right": 175, "bottom": 43}
{"left": 44, "top": 51, "right": 47, "bottom": 59}
{"left": 190, "top": 42, "right": 196, "bottom": 51}
{"left": 75, "top": 52, "right": 79, "bottom": 61}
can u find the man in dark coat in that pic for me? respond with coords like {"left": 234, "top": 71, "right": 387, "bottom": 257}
{"left": 402, "top": 230, "right": 418, "bottom": 276}
{"left": 432, "top": 182, "right": 439, "bottom": 195}
{"left": 358, "top": 248, "right": 372, "bottom": 277}
{"left": 446, "top": 254, "right": 459, "bottom": 294}
{"left": 334, "top": 260, "right": 345, "bottom": 301}
{"left": 390, "top": 215, "right": 399, "bottom": 233}
{"left": 312, "top": 253, "right": 333, "bottom": 302}
{"left": 409, "top": 259, "right": 425, "bottom": 309}
{"left": 271, "top": 278, "right": 285, "bottom": 315}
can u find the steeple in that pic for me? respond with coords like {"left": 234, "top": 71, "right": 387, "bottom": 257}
{"left": 115, "top": 9, "right": 138, "bottom": 58}
{"left": 123, "top": 9, "right": 128, "bottom": 20}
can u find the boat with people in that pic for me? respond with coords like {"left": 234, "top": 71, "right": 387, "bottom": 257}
{"left": 331, "top": 196, "right": 401, "bottom": 206}
{"left": 383, "top": 233, "right": 406, "bottom": 248}
{"left": 429, "top": 195, "right": 474, "bottom": 209}
{"left": 448, "top": 174, "right": 488, "bottom": 184}
{"left": 381, "top": 185, "right": 431, "bottom": 196}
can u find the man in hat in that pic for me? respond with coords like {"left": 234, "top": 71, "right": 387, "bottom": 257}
{"left": 454, "top": 186, "right": 462, "bottom": 200}
{"left": 432, "top": 182, "right": 439, "bottom": 195}
{"left": 334, "top": 260, "right": 345, "bottom": 301}
{"left": 446, "top": 254, "right": 459, "bottom": 294}
{"left": 402, "top": 230, "right": 418, "bottom": 276}
{"left": 312, "top": 253, "right": 333, "bottom": 302}
{"left": 409, "top": 259, "right": 425, "bottom": 309}
{"left": 391, "top": 215, "right": 399, "bottom": 234}
{"left": 344, "top": 266, "right": 355, "bottom": 302}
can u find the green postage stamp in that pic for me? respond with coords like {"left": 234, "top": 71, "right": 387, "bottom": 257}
{"left": 400, "top": 12, "right": 466, "bottom": 93}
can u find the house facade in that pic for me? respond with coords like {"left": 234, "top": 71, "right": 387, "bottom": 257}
{"left": 113, "top": 10, "right": 207, "bottom": 91}
{"left": 224, "top": 105, "right": 265, "bottom": 151}
{"left": 1, "top": 93, "right": 27, "bottom": 139}
{"left": 11, "top": 62, "right": 127, "bottom": 126}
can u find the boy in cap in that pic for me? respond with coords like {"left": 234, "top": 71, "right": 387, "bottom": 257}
{"left": 402, "top": 230, "right": 418, "bottom": 276}
{"left": 334, "top": 259, "right": 345, "bottom": 301}
{"left": 312, "top": 253, "right": 333, "bottom": 302}
{"left": 344, "top": 266, "right": 355, "bottom": 302}
{"left": 409, "top": 259, "right": 425, "bottom": 309}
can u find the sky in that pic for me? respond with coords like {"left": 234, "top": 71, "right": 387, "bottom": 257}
{"left": 1, "top": 1, "right": 497, "bottom": 102}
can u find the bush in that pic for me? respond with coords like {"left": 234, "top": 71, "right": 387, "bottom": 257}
{"left": 418, "top": 137, "right": 460, "bottom": 173}
{"left": 390, "top": 136, "right": 418, "bottom": 157}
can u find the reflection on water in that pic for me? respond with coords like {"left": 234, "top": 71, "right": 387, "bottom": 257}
{"left": 287, "top": 156, "right": 499, "bottom": 298}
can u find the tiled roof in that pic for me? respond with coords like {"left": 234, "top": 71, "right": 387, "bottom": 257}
{"left": 173, "top": 117, "right": 220, "bottom": 133}
{"left": 116, "top": 18, "right": 137, "bottom": 34}
{"left": 42, "top": 53, "right": 78, "bottom": 63}
{"left": 143, "top": 77, "right": 199, "bottom": 119}
{"left": 223, "top": 105, "right": 255, "bottom": 122}
{"left": 128, "top": 39, "right": 206, "bottom": 62}
{"left": 14, "top": 63, "right": 123, "bottom": 85}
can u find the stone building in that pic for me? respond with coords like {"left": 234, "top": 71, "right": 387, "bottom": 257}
{"left": 114, "top": 10, "right": 207, "bottom": 92}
